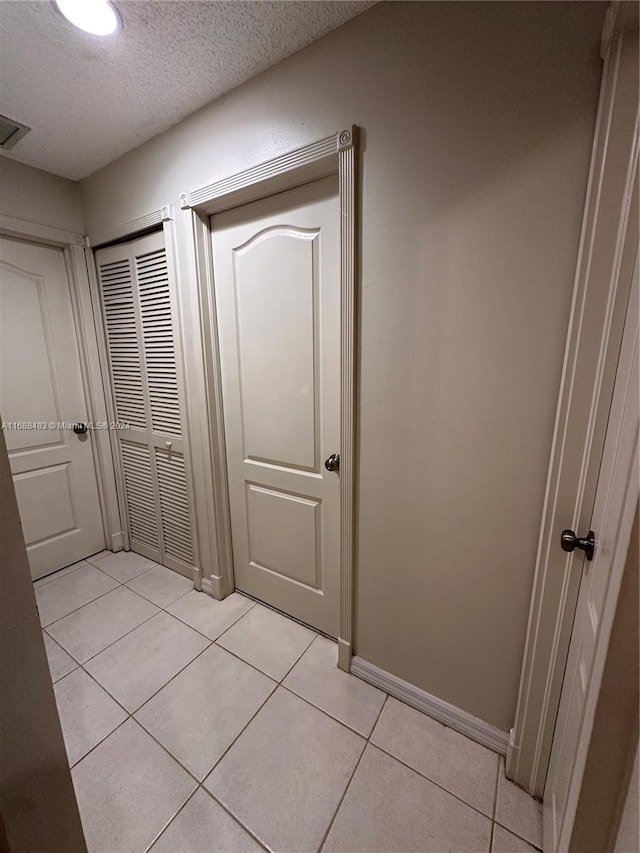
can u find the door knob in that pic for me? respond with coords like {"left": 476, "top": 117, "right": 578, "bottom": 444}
{"left": 324, "top": 453, "right": 340, "bottom": 472}
{"left": 73, "top": 422, "right": 88, "bottom": 435}
{"left": 560, "top": 529, "right": 595, "bottom": 561}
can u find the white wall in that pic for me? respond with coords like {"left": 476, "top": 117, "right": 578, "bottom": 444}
{"left": 0, "top": 156, "right": 84, "bottom": 233}
{"left": 80, "top": 1, "right": 605, "bottom": 730}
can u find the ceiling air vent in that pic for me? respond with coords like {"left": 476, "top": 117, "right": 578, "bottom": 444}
{"left": 0, "top": 115, "right": 31, "bottom": 150}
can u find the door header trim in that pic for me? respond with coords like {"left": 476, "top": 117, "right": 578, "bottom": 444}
{"left": 87, "top": 204, "right": 174, "bottom": 250}
{"left": 180, "top": 127, "right": 355, "bottom": 217}
{"left": 0, "top": 213, "right": 85, "bottom": 249}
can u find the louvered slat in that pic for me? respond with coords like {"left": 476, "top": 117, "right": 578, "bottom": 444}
{"left": 98, "top": 259, "right": 146, "bottom": 430}
{"left": 121, "top": 441, "right": 159, "bottom": 550}
{"left": 136, "top": 249, "right": 182, "bottom": 438}
{"left": 155, "top": 448, "right": 193, "bottom": 565}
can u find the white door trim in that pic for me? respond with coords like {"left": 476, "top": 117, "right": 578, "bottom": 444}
{"left": 85, "top": 205, "right": 172, "bottom": 250}
{"left": 183, "top": 128, "right": 358, "bottom": 670}
{"left": 507, "top": 16, "right": 639, "bottom": 796}
{"left": 86, "top": 207, "right": 201, "bottom": 584}
{"left": 0, "top": 214, "right": 123, "bottom": 554}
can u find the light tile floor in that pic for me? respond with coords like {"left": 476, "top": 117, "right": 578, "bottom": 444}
{"left": 37, "top": 552, "right": 543, "bottom": 853}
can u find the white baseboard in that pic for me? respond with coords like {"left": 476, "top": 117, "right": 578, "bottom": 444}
{"left": 201, "top": 575, "right": 224, "bottom": 599}
{"left": 351, "top": 656, "right": 509, "bottom": 755}
{"left": 337, "top": 638, "right": 352, "bottom": 672}
{"left": 108, "top": 531, "right": 125, "bottom": 551}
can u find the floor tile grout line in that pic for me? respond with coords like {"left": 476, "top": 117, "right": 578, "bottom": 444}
{"left": 123, "top": 571, "right": 193, "bottom": 608}
{"left": 44, "top": 554, "right": 525, "bottom": 850}
{"left": 68, "top": 648, "right": 496, "bottom": 853}
{"left": 492, "top": 759, "right": 501, "bottom": 821}
{"left": 100, "top": 563, "right": 157, "bottom": 585}
{"left": 294, "top": 673, "right": 500, "bottom": 828}
{"left": 317, "top": 694, "right": 389, "bottom": 852}
{"left": 86, "top": 696, "right": 276, "bottom": 853}
{"left": 45, "top": 565, "right": 254, "bottom": 668}
{"left": 69, "top": 636, "right": 217, "bottom": 771}
{"left": 43, "top": 560, "right": 286, "bottom": 673}
{"left": 39, "top": 578, "right": 122, "bottom": 629}
{"left": 50, "top": 578, "right": 499, "bottom": 803}
{"left": 277, "top": 627, "right": 319, "bottom": 682}
{"left": 125, "top": 630, "right": 362, "bottom": 846}
{"left": 488, "top": 755, "right": 501, "bottom": 852}
{"left": 367, "top": 739, "right": 498, "bottom": 823}
{"left": 33, "top": 560, "right": 90, "bottom": 590}
{"left": 86, "top": 632, "right": 214, "bottom": 718}
{"left": 141, "top": 778, "right": 271, "bottom": 853}
{"left": 167, "top": 597, "right": 259, "bottom": 644}
{"left": 47, "top": 604, "right": 161, "bottom": 667}
{"left": 38, "top": 558, "right": 157, "bottom": 627}
{"left": 44, "top": 572, "right": 203, "bottom": 667}
{"left": 493, "top": 819, "right": 543, "bottom": 851}
{"left": 142, "top": 785, "right": 202, "bottom": 853}
{"left": 43, "top": 632, "right": 81, "bottom": 680}
{"left": 189, "top": 677, "right": 279, "bottom": 785}
{"left": 197, "top": 783, "right": 272, "bottom": 853}
{"left": 211, "top": 636, "right": 304, "bottom": 684}
{"left": 56, "top": 620, "right": 216, "bottom": 756}
{"left": 64, "top": 586, "right": 498, "bottom": 824}
{"left": 237, "top": 589, "right": 336, "bottom": 643}
{"left": 50, "top": 588, "right": 336, "bottom": 740}
{"left": 68, "top": 713, "right": 130, "bottom": 771}
{"left": 68, "top": 634, "right": 223, "bottom": 773}
{"left": 67, "top": 622, "right": 499, "bottom": 849}
{"left": 47, "top": 582, "right": 266, "bottom": 766}
{"left": 493, "top": 757, "right": 543, "bottom": 851}
{"left": 37, "top": 555, "right": 158, "bottom": 622}
{"left": 44, "top": 554, "right": 288, "bottom": 844}
{"left": 88, "top": 633, "right": 362, "bottom": 793}
{"left": 278, "top": 681, "right": 380, "bottom": 740}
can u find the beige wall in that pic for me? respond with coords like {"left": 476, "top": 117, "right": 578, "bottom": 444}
{"left": 80, "top": 1, "right": 605, "bottom": 730}
{"left": 0, "top": 156, "right": 84, "bottom": 233}
{"left": 0, "top": 427, "right": 87, "bottom": 852}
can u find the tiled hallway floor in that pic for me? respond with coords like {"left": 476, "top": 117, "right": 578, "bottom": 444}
{"left": 37, "top": 552, "right": 543, "bottom": 853}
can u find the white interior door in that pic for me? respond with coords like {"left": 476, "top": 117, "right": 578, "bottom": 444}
{"left": 544, "top": 257, "right": 639, "bottom": 851}
{"left": 211, "top": 176, "right": 341, "bottom": 636}
{"left": 0, "top": 235, "right": 105, "bottom": 579}
{"left": 95, "top": 230, "right": 195, "bottom": 579}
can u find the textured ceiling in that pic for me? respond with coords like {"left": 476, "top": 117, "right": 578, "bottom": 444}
{"left": 0, "top": 0, "right": 375, "bottom": 180}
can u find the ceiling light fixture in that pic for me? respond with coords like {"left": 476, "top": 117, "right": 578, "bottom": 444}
{"left": 54, "top": 0, "right": 121, "bottom": 36}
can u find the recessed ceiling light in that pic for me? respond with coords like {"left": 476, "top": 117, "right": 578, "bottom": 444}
{"left": 54, "top": 0, "right": 121, "bottom": 37}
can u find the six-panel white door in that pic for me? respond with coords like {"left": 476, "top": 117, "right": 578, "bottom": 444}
{"left": 211, "top": 176, "right": 341, "bottom": 636}
{"left": 0, "top": 236, "right": 105, "bottom": 579}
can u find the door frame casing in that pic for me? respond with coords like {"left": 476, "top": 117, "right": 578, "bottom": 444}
{"left": 507, "top": 15, "right": 639, "bottom": 796}
{"left": 0, "top": 214, "right": 124, "bottom": 554}
{"left": 183, "top": 127, "right": 358, "bottom": 670}
{"left": 86, "top": 207, "right": 201, "bottom": 584}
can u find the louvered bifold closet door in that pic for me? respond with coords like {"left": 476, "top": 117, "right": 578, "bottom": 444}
{"left": 95, "top": 231, "right": 194, "bottom": 578}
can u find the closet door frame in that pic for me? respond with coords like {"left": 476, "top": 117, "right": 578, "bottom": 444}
{"left": 183, "top": 127, "right": 359, "bottom": 671}
{"left": 86, "top": 207, "right": 199, "bottom": 582}
{"left": 0, "top": 213, "right": 123, "bottom": 553}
